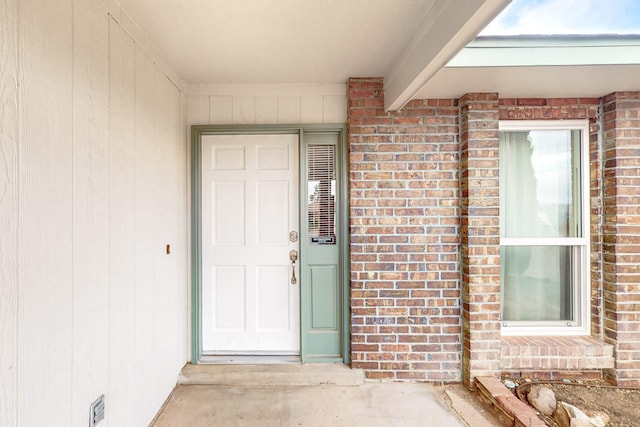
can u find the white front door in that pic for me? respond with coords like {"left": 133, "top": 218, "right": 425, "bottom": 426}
{"left": 201, "top": 134, "right": 299, "bottom": 353}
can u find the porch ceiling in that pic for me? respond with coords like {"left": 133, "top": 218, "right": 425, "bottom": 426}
{"left": 116, "top": 0, "right": 510, "bottom": 110}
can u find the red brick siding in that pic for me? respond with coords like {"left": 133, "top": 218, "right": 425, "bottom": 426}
{"left": 499, "top": 97, "right": 600, "bottom": 121}
{"left": 348, "top": 78, "right": 462, "bottom": 382}
{"left": 602, "top": 92, "right": 640, "bottom": 387}
{"left": 459, "top": 93, "right": 502, "bottom": 387}
{"left": 501, "top": 336, "right": 613, "bottom": 371}
{"left": 348, "top": 82, "right": 636, "bottom": 386}
{"left": 499, "top": 98, "right": 603, "bottom": 339}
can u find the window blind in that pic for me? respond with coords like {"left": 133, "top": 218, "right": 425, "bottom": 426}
{"left": 307, "top": 144, "right": 336, "bottom": 244}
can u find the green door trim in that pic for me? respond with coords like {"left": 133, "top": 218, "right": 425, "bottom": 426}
{"left": 190, "top": 124, "right": 350, "bottom": 364}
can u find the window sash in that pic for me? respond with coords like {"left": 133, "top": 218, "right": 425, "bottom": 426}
{"left": 501, "top": 237, "right": 587, "bottom": 246}
{"left": 498, "top": 120, "right": 590, "bottom": 335}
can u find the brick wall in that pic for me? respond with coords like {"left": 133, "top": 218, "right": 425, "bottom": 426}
{"left": 347, "top": 80, "right": 637, "bottom": 385}
{"left": 459, "top": 93, "right": 501, "bottom": 387}
{"left": 602, "top": 92, "right": 640, "bottom": 387}
{"left": 457, "top": 97, "right": 604, "bottom": 386}
{"left": 499, "top": 98, "right": 603, "bottom": 339}
{"left": 348, "top": 78, "right": 462, "bottom": 382}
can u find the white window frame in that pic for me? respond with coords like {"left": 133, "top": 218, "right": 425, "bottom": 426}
{"left": 499, "top": 120, "right": 590, "bottom": 336}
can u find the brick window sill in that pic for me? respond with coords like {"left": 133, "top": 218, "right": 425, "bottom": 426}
{"left": 501, "top": 336, "right": 614, "bottom": 370}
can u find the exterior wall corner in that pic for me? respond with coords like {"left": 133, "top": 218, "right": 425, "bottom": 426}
{"left": 601, "top": 91, "right": 640, "bottom": 387}
{"left": 458, "top": 93, "right": 502, "bottom": 387}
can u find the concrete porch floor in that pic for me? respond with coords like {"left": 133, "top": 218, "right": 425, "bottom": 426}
{"left": 150, "top": 364, "right": 504, "bottom": 426}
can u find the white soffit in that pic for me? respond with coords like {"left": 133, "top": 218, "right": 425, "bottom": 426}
{"left": 115, "top": 0, "right": 510, "bottom": 109}
{"left": 117, "top": 0, "right": 436, "bottom": 84}
{"left": 415, "top": 35, "right": 640, "bottom": 99}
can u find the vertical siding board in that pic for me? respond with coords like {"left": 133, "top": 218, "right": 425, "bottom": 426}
{"left": 277, "top": 95, "right": 301, "bottom": 123}
{"left": 189, "top": 88, "right": 348, "bottom": 126}
{"left": 323, "top": 95, "right": 347, "bottom": 123}
{"left": 153, "top": 71, "right": 170, "bottom": 382}
{"left": 71, "top": 1, "right": 111, "bottom": 425}
{"left": 0, "top": 0, "right": 19, "bottom": 425}
{"left": 255, "top": 95, "right": 278, "bottom": 124}
{"left": 232, "top": 95, "right": 256, "bottom": 124}
{"left": 170, "top": 79, "right": 185, "bottom": 371}
{"left": 133, "top": 47, "right": 156, "bottom": 426}
{"left": 179, "top": 91, "right": 190, "bottom": 364}
{"left": 209, "top": 95, "right": 232, "bottom": 124}
{"left": 300, "top": 95, "right": 323, "bottom": 123}
{"left": 19, "top": 0, "right": 74, "bottom": 425}
{"left": 107, "top": 17, "right": 136, "bottom": 426}
{"left": 187, "top": 95, "right": 210, "bottom": 126}
{"left": 153, "top": 72, "right": 183, "bottom": 386}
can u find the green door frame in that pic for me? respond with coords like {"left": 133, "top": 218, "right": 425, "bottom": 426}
{"left": 190, "top": 124, "right": 350, "bottom": 364}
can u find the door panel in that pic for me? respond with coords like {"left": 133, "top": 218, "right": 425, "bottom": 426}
{"left": 212, "top": 266, "right": 245, "bottom": 330}
{"left": 202, "top": 134, "right": 299, "bottom": 353}
{"left": 257, "top": 266, "right": 290, "bottom": 329}
{"left": 310, "top": 265, "right": 338, "bottom": 329}
{"left": 301, "top": 133, "right": 344, "bottom": 361}
{"left": 257, "top": 181, "right": 290, "bottom": 245}
{"left": 212, "top": 181, "right": 245, "bottom": 245}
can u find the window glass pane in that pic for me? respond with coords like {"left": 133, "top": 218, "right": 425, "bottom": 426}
{"left": 501, "top": 246, "right": 575, "bottom": 322}
{"left": 500, "top": 130, "right": 581, "bottom": 238}
{"left": 307, "top": 145, "right": 336, "bottom": 245}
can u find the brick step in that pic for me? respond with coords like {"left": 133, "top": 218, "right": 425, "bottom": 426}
{"left": 475, "top": 376, "right": 546, "bottom": 427}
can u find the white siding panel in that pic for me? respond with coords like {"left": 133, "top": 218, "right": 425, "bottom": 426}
{"left": 19, "top": 1, "right": 74, "bottom": 426}
{"left": 210, "top": 95, "right": 233, "bottom": 124}
{"left": 133, "top": 47, "right": 160, "bottom": 426}
{"left": 108, "top": 17, "right": 136, "bottom": 426}
{"left": 255, "top": 96, "right": 278, "bottom": 124}
{"left": 324, "top": 95, "right": 347, "bottom": 123}
{"left": 233, "top": 95, "right": 256, "bottom": 124}
{"left": 131, "top": 48, "right": 188, "bottom": 426}
{"left": 278, "top": 95, "right": 301, "bottom": 123}
{"left": 179, "top": 91, "right": 190, "bottom": 364}
{"left": 6, "top": 1, "right": 189, "bottom": 426}
{"left": 187, "top": 84, "right": 347, "bottom": 126}
{"left": 188, "top": 95, "right": 209, "bottom": 126}
{"left": 153, "top": 72, "right": 184, "bottom": 394}
{"left": 72, "top": 2, "right": 111, "bottom": 425}
{"left": 0, "top": 0, "right": 19, "bottom": 425}
{"left": 301, "top": 95, "right": 323, "bottom": 123}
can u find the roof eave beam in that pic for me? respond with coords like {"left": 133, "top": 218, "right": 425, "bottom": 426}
{"left": 383, "top": 0, "right": 510, "bottom": 111}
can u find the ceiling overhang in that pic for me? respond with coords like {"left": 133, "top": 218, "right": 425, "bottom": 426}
{"left": 415, "top": 35, "right": 640, "bottom": 99}
{"left": 114, "top": 0, "right": 510, "bottom": 109}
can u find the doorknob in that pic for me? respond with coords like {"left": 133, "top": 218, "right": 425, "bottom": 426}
{"left": 289, "top": 250, "right": 298, "bottom": 285}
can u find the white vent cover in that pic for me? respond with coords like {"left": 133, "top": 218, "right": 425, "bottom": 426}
{"left": 89, "top": 394, "right": 105, "bottom": 426}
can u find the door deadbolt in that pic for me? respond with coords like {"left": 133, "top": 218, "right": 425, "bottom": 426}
{"left": 289, "top": 231, "right": 298, "bottom": 243}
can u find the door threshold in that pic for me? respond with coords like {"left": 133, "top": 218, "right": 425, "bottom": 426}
{"left": 199, "top": 355, "right": 301, "bottom": 364}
